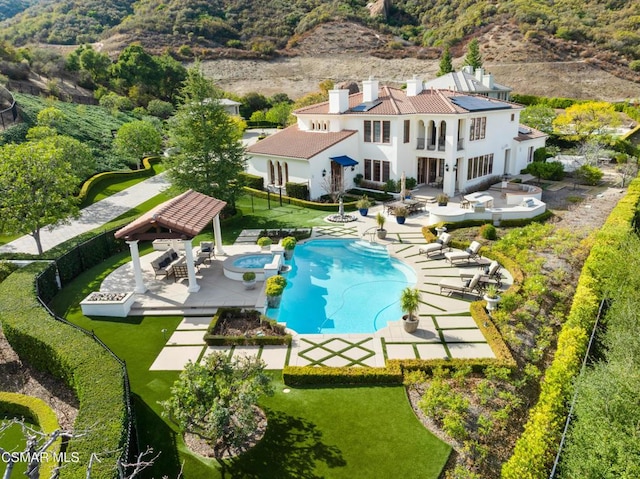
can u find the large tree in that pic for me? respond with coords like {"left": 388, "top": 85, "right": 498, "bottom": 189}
{"left": 520, "top": 104, "right": 556, "bottom": 134}
{"left": 437, "top": 46, "right": 454, "bottom": 77}
{"left": 0, "top": 138, "right": 81, "bottom": 254}
{"left": 552, "top": 101, "right": 621, "bottom": 141}
{"left": 463, "top": 38, "right": 483, "bottom": 69}
{"left": 161, "top": 352, "right": 273, "bottom": 460}
{"left": 113, "top": 120, "right": 163, "bottom": 168}
{"left": 165, "top": 66, "right": 246, "bottom": 209}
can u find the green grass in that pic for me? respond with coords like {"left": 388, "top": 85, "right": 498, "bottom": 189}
{"left": 50, "top": 251, "right": 451, "bottom": 478}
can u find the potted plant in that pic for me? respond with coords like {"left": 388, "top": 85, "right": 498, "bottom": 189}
{"left": 436, "top": 193, "right": 449, "bottom": 206}
{"left": 281, "top": 236, "right": 297, "bottom": 260}
{"left": 483, "top": 284, "right": 501, "bottom": 312}
{"left": 376, "top": 212, "right": 387, "bottom": 240}
{"left": 265, "top": 275, "right": 287, "bottom": 308}
{"left": 356, "top": 195, "right": 372, "bottom": 216}
{"left": 400, "top": 287, "right": 421, "bottom": 333}
{"left": 242, "top": 272, "right": 256, "bottom": 290}
{"left": 394, "top": 206, "right": 408, "bottom": 225}
{"left": 353, "top": 173, "right": 363, "bottom": 186}
{"left": 257, "top": 236, "right": 272, "bottom": 251}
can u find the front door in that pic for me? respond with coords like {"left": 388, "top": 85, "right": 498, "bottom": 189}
{"left": 331, "top": 161, "right": 343, "bottom": 193}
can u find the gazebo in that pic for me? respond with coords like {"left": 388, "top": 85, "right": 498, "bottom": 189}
{"left": 115, "top": 190, "right": 227, "bottom": 293}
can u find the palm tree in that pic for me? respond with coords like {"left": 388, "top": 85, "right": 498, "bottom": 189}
{"left": 400, "top": 287, "right": 421, "bottom": 322}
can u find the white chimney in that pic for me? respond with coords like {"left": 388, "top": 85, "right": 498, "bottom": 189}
{"left": 482, "top": 73, "right": 494, "bottom": 89}
{"left": 329, "top": 89, "right": 350, "bottom": 113}
{"left": 406, "top": 75, "right": 423, "bottom": 97}
{"left": 462, "top": 65, "right": 474, "bottom": 75}
{"left": 474, "top": 67, "right": 485, "bottom": 81}
{"left": 363, "top": 76, "right": 379, "bottom": 102}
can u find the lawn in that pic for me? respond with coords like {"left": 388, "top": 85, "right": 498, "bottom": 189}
{"left": 50, "top": 249, "right": 451, "bottom": 478}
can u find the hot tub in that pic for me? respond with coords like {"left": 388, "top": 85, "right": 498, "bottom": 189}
{"left": 223, "top": 253, "right": 283, "bottom": 281}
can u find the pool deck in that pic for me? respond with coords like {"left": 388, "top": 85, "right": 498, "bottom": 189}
{"left": 99, "top": 204, "right": 513, "bottom": 370}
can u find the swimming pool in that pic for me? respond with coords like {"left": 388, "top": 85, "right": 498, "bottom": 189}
{"left": 267, "top": 239, "right": 417, "bottom": 334}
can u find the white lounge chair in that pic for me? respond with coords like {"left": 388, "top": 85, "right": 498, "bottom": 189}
{"left": 418, "top": 233, "right": 452, "bottom": 258}
{"left": 444, "top": 241, "right": 482, "bottom": 265}
{"left": 439, "top": 272, "right": 483, "bottom": 297}
{"left": 460, "top": 260, "right": 503, "bottom": 286}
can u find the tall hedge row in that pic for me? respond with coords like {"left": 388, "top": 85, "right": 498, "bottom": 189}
{"left": 0, "top": 263, "right": 127, "bottom": 479}
{"left": 502, "top": 177, "right": 640, "bottom": 478}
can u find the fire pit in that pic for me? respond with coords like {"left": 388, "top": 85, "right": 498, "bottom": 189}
{"left": 80, "top": 291, "right": 136, "bottom": 317}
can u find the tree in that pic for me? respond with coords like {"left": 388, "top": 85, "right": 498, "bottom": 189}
{"left": 0, "top": 138, "right": 81, "bottom": 254}
{"left": 265, "top": 102, "right": 293, "bottom": 127}
{"left": 113, "top": 120, "right": 163, "bottom": 168}
{"left": 463, "top": 38, "right": 482, "bottom": 69}
{"left": 437, "top": 46, "right": 453, "bottom": 77}
{"left": 161, "top": 352, "right": 273, "bottom": 460}
{"left": 165, "top": 65, "right": 246, "bottom": 209}
{"left": 553, "top": 101, "right": 621, "bottom": 141}
{"left": 76, "top": 45, "right": 111, "bottom": 84}
{"left": 520, "top": 104, "right": 556, "bottom": 134}
{"left": 525, "top": 160, "right": 565, "bottom": 184}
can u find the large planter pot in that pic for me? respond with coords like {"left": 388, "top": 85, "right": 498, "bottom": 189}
{"left": 284, "top": 249, "right": 294, "bottom": 260}
{"left": 484, "top": 295, "right": 501, "bottom": 312}
{"left": 402, "top": 314, "right": 419, "bottom": 333}
{"left": 80, "top": 291, "right": 135, "bottom": 318}
{"left": 376, "top": 229, "right": 387, "bottom": 240}
{"left": 358, "top": 208, "right": 369, "bottom": 217}
{"left": 243, "top": 279, "right": 256, "bottom": 290}
{"left": 267, "top": 294, "right": 282, "bottom": 309}
{"left": 396, "top": 216, "right": 406, "bottom": 225}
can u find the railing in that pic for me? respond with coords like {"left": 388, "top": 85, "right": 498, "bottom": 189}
{"left": 6, "top": 79, "right": 98, "bottom": 105}
{"left": 416, "top": 138, "right": 425, "bottom": 149}
{"left": 0, "top": 85, "right": 18, "bottom": 130}
{"left": 457, "top": 139, "right": 464, "bottom": 150}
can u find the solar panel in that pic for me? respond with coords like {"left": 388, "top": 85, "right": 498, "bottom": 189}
{"left": 350, "top": 100, "right": 382, "bottom": 112}
{"left": 450, "top": 96, "right": 511, "bottom": 112}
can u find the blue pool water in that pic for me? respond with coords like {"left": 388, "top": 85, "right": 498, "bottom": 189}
{"left": 232, "top": 254, "right": 272, "bottom": 268}
{"left": 266, "top": 239, "right": 417, "bottom": 334}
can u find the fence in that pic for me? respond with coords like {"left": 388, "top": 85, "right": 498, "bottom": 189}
{"left": 33, "top": 228, "right": 136, "bottom": 468}
{"left": 0, "top": 84, "right": 18, "bottom": 129}
{"left": 6, "top": 79, "right": 98, "bottom": 105}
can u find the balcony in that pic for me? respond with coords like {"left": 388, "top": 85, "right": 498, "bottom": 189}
{"left": 416, "top": 138, "right": 425, "bottom": 149}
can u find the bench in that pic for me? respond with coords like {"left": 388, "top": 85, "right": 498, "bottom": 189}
{"left": 150, "top": 249, "right": 181, "bottom": 279}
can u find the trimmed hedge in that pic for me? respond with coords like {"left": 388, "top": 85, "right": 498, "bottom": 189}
{"left": 285, "top": 182, "right": 309, "bottom": 200}
{"left": 0, "top": 264, "right": 127, "bottom": 479}
{"left": 204, "top": 308, "right": 291, "bottom": 346}
{"left": 77, "top": 157, "right": 161, "bottom": 207}
{"left": 0, "top": 392, "right": 61, "bottom": 478}
{"left": 502, "top": 177, "right": 640, "bottom": 478}
{"left": 239, "top": 172, "right": 264, "bottom": 190}
{"left": 243, "top": 186, "right": 358, "bottom": 211}
{"left": 283, "top": 364, "right": 403, "bottom": 386}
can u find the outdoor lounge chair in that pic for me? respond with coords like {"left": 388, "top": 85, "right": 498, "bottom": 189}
{"left": 172, "top": 264, "right": 190, "bottom": 282}
{"left": 418, "top": 233, "right": 452, "bottom": 258}
{"left": 460, "top": 260, "right": 503, "bottom": 287}
{"left": 197, "top": 241, "right": 214, "bottom": 263}
{"left": 444, "top": 241, "right": 482, "bottom": 265}
{"left": 439, "top": 272, "right": 483, "bottom": 297}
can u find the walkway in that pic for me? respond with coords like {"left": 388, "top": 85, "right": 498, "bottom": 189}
{"left": 0, "top": 173, "right": 170, "bottom": 255}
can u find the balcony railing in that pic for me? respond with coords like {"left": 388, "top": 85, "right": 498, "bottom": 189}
{"left": 416, "top": 138, "right": 425, "bottom": 149}
{"left": 457, "top": 139, "right": 464, "bottom": 150}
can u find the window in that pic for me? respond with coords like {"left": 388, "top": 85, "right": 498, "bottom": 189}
{"left": 403, "top": 120, "right": 410, "bottom": 143}
{"left": 364, "top": 159, "right": 391, "bottom": 182}
{"left": 510, "top": 113, "right": 515, "bottom": 122}
{"left": 466, "top": 154, "right": 494, "bottom": 180}
{"left": 469, "top": 117, "right": 486, "bottom": 141}
{"left": 527, "top": 146, "right": 534, "bottom": 163}
{"left": 364, "top": 120, "right": 391, "bottom": 143}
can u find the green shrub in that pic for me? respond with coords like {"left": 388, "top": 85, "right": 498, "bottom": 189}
{"left": 0, "top": 261, "right": 18, "bottom": 283}
{"left": 281, "top": 236, "right": 297, "bottom": 250}
{"left": 243, "top": 186, "right": 358, "bottom": 211}
{"left": 203, "top": 308, "right": 291, "bottom": 346}
{"left": 257, "top": 236, "right": 272, "bottom": 247}
{"left": 239, "top": 172, "right": 264, "bottom": 190}
{"left": 479, "top": 224, "right": 497, "bottom": 240}
{"left": 0, "top": 264, "right": 127, "bottom": 479}
{"left": 576, "top": 164, "right": 604, "bottom": 185}
{"left": 265, "top": 275, "right": 287, "bottom": 296}
{"left": 285, "top": 182, "right": 309, "bottom": 200}
{"left": 283, "top": 365, "right": 403, "bottom": 385}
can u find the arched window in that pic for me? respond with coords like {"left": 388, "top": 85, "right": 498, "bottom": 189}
{"left": 268, "top": 160, "right": 275, "bottom": 184}
{"left": 284, "top": 163, "right": 289, "bottom": 184}
{"left": 277, "top": 161, "right": 283, "bottom": 185}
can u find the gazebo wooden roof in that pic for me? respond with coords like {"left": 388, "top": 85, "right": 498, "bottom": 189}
{"left": 115, "top": 189, "right": 227, "bottom": 241}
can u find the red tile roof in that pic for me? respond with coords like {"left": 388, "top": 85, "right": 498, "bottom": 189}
{"left": 295, "top": 86, "right": 518, "bottom": 116}
{"left": 515, "top": 126, "right": 548, "bottom": 142}
{"left": 115, "top": 190, "right": 227, "bottom": 240}
{"left": 246, "top": 126, "right": 357, "bottom": 159}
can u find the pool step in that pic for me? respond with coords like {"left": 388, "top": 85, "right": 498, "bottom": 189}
{"left": 346, "top": 240, "right": 389, "bottom": 259}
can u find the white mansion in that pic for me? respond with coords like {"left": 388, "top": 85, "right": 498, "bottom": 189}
{"left": 245, "top": 77, "right": 547, "bottom": 199}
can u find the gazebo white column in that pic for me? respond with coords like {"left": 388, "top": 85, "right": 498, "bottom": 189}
{"left": 213, "top": 216, "right": 226, "bottom": 256}
{"left": 126, "top": 240, "right": 147, "bottom": 293}
{"left": 182, "top": 239, "right": 200, "bottom": 293}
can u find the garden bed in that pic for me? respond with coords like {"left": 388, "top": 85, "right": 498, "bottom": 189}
{"left": 204, "top": 308, "right": 291, "bottom": 346}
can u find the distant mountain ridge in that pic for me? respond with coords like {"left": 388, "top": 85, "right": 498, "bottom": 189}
{"left": 0, "top": 0, "right": 638, "bottom": 83}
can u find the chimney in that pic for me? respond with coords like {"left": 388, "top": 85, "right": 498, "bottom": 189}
{"left": 482, "top": 73, "right": 494, "bottom": 89}
{"left": 363, "top": 76, "right": 379, "bottom": 102}
{"left": 406, "top": 75, "right": 423, "bottom": 97}
{"left": 329, "top": 89, "right": 350, "bottom": 113}
{"left": 462, "top": 65, "right": 473, "bottom": 75}
{"left": 475, "top": 67, "right": 485, "bottom": 81}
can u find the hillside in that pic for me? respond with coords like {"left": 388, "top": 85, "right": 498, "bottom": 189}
{"left": 0, "top": 0, "right": 39, "bottom": 21}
